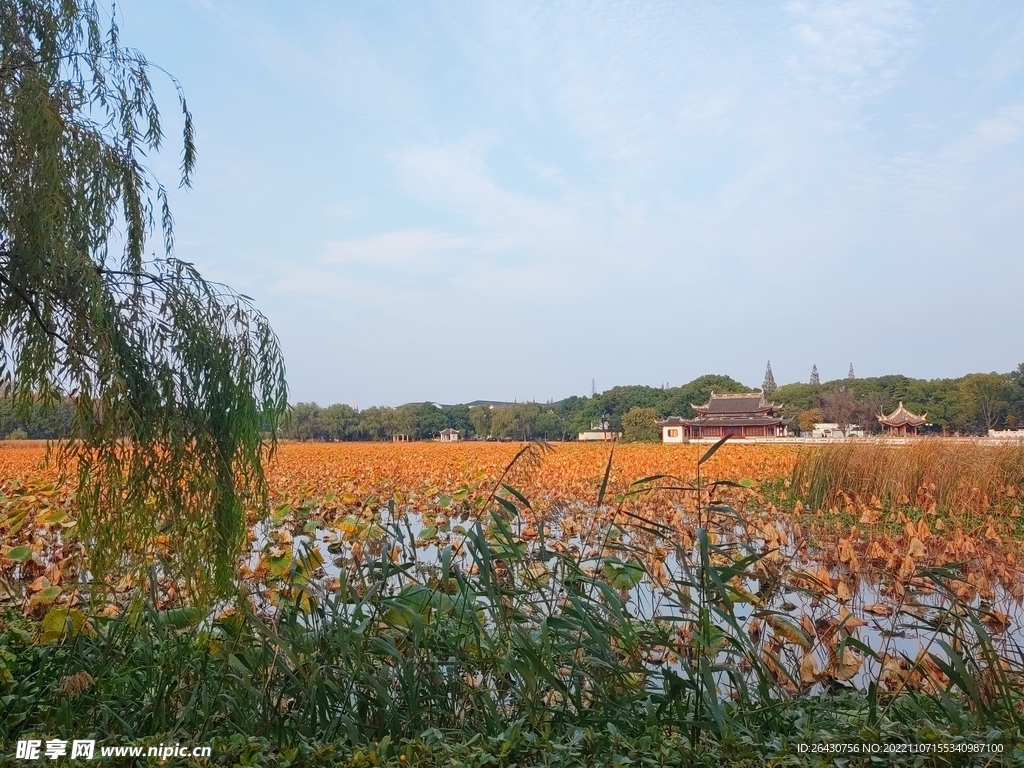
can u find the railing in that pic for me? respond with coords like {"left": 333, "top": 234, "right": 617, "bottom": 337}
{"left": 676, "top": 435, "right": 1024, "bottom": 445}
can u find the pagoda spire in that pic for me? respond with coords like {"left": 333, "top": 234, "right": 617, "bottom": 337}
{"left": 762, "top": 360, "right": 777, "bottom": 397}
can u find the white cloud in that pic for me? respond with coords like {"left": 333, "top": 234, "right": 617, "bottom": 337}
{"left": 866, "top": 101, "right": 1024, "bottom": 220}
{"left": 786, "top": 0, "right": 917, "bottom": 100}
{"left": 950, "top": 104, "right": 1024, "bottom": 161}
{"left": 390, "top": 139, "right": 601, "bottom": 264}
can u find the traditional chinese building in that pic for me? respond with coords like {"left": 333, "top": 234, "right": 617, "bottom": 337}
{"left": 878, "top": 402, "right": 926, "bottom": 436}
{"left": 438, "top": 427, "right": 460, "bottom": 442}
{"left": 658, "top": 392, "right": 786, "bottom": 441}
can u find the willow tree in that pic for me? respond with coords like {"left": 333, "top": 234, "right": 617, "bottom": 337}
{"left": 0, "top": 2, "right": 288, "bottom": 601}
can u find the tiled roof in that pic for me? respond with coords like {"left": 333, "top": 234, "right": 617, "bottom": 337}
{"left": 692, "top": 391, "right": 779, "bottom": 415}
{"left": 878, "top": 402, "right": 926, "bottom": 427}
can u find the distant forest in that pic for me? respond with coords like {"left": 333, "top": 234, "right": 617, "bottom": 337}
{"left": 4, "top": 365, "right": 1023, "bottom": 442}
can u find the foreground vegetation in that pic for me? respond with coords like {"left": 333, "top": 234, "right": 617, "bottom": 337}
{"left": 2, "top": 559, "right": 1020, "bottom": 766}
{"left": 3, "top": 441, "right": 1024, "bottom": 765}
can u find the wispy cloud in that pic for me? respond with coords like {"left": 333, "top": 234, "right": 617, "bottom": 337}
{"left": 949, "top": 103, "right": 1024, "bottom": 161}
{"left": 786, "top": 0, "right": 917, "bottom": 100}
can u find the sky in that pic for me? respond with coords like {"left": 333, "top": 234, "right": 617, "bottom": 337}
{"left": 117, "top": 0, "right": 1024, "bottom": 406}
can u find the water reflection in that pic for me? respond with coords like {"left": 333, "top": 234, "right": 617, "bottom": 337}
{"left": 252, "top": 499, "right": 1023, "bottom": 696}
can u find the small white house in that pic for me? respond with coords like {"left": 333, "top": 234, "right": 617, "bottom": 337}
{"left": 578, "top": 428, "right": 620, "bottom": 441}
{"left": 660, "top": 419, "right": 687, "bottom": 443}
{"left": 439, "top": 428, "right": 460, "bottom": 442}
{"left": 578, "top": 418, "right": 620, "bottom": 442}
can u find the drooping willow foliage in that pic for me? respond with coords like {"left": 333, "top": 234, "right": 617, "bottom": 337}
{"left": 0, "top": 1, "right": 288, "bottom": 602}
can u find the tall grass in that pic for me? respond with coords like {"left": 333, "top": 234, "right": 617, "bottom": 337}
{"left": 791, "top": 440, "right": 1024, "bottom": 516}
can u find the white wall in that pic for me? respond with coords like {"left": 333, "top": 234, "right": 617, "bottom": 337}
{"left": 661, "top": 426, "right": 685, "bottom": 443}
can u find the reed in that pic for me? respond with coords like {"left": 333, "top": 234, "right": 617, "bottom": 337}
{"left": 791, "top": 440, "right": 1024, "bottom": 518}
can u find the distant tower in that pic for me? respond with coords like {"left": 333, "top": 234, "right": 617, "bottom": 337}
{"left": 810, "top": 365, "right": 820, "bottom": 386}
{"left": 762, "top": 361, "right": 777, "bottom": 397}
{"left": 847, "top": 364, "right": 856, "bottom": 380}
{"left": 591, "top": 378, "right": 596, "bottom": 398}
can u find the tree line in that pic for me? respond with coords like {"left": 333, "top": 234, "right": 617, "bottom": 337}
{"left": 772, "top": 365, "right": 1024, "bottom": 436}
{"left": 5, "top": 366, "right": 1022, "bottom": 443}
{"left": 277, "top": 375, "right": 752, "bottom": 442}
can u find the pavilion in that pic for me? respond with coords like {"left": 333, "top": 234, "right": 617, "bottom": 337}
{"left": 878, "top": 402, "right": 926, "bottom": 436}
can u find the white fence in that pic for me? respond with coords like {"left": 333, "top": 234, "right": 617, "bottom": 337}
{"left": 676, "top": 435, "right": 1024, "bottom": 445}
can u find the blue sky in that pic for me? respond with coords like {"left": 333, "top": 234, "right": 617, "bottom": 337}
{"left": 120, "top": 0, "right": 1024, "bottom": 406}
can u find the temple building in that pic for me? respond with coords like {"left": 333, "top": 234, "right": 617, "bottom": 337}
{"left": 878, "top": 402, "right": 926, "bottom": 436}
{"left": 658, "top": 392, "right": 787, "bottom": 441}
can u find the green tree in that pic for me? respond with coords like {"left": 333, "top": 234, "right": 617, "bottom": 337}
{"left": 286, "top": 402, "right": 325, "bottom": 441}
{"left": 959, "top": 373, "right": 1010, "bottom": 433}
{"left": 490, "top": 403, "right": 540, "bottom": 440}
{"left": 468, "top": 405, "right": 491, "bottom": 438}
{"left": 773, "top": 382, "right": 822, "bottom": 413}
{"left": 588, "top": 385, "right": 665, "bottom": 429}
{"left": 621, "top": 407, "right": 660, "bottom": 442}
{"left": 489, "top": 406, "right": 516, "bottom": 439}
{"left": 322, "top": 403, "right": 359, "bottom": 440}
{"left": 394, "top": 402, "right": 448, "bottom": 439}
{"left": 0, "top": 395, "right": 73, "bottom": 438}
{"left": 1007, "top": 363, "right": 1024, "bottom": 428}
{"left": 442, "top": 405, "right": 474, "bottom": 437}
{"left": 0, "top": 2, "right": 287, "bottom": 601}
{"left": 534, "top": 409, "right": 568, "bottom": 440}
{"left": 1012, "top": 363, "right": 1024, "bottom": 390}
{"left": 357, "top": 406, "right": 396, "bottom": 440}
